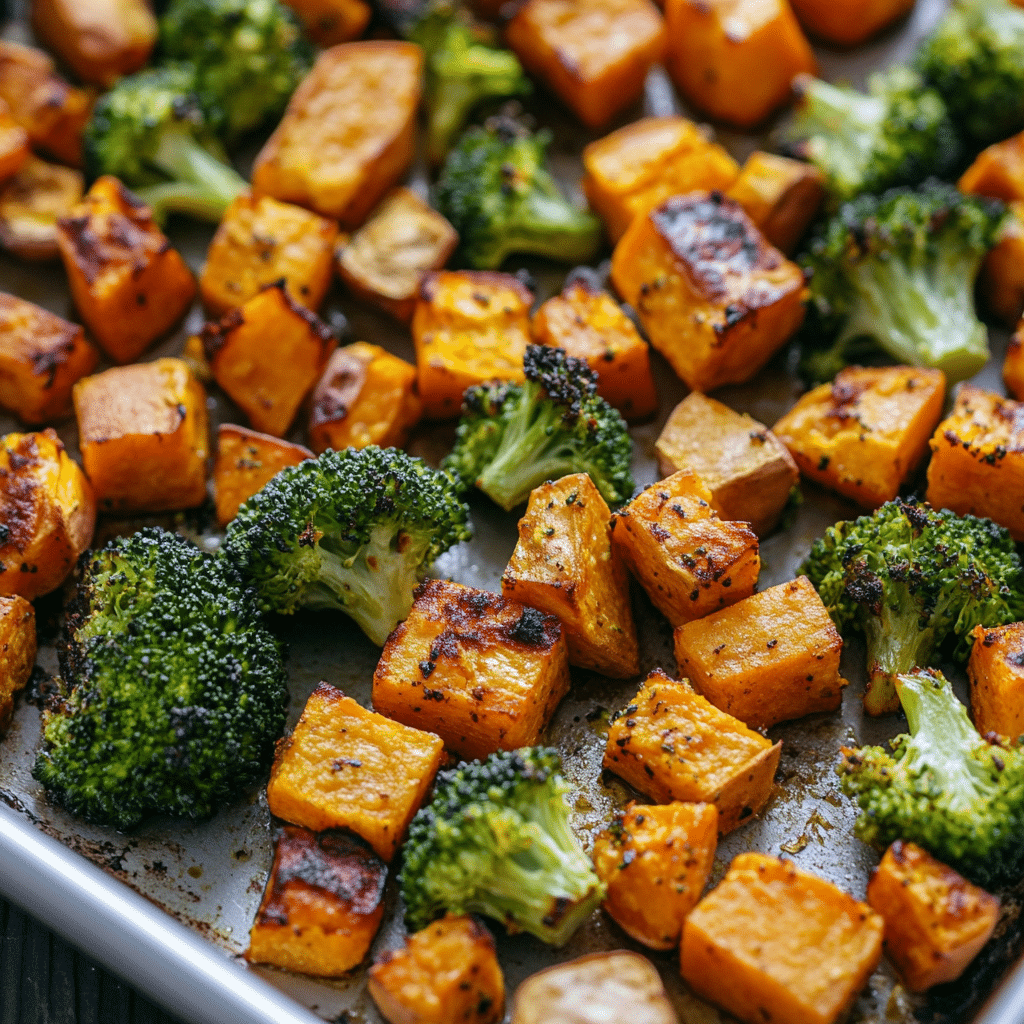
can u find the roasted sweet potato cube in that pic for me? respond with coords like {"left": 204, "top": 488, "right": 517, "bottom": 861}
{"left": 56, "top": 177, "right": 196, "bottom": 364}
{"left": 505, "top": 0, "right": 667, "bottom": 130}
{"left": 203, "top": 283, "right": 336, "bottom": 438}
{"left": 581, "top": 116, "right": 740, "bottom": 243}
{"left": 610, "top": 192, "right": 806, "bottom": 393}
{"left": 369, "top": 915, "right": 505, "bottom": 1024}
{"left": 308, "top": 342, "right": 421, "bottom": 455}
{"left": 531, "top": 279, "right": 658, "bottom": 421}
{"left": 968, "top": 622, "right": 1024, "bottom": 740}
{"left": 336, "top": 188, "right": 458, "bottom": 323}
{"left": 866, "top": 841, "right": 999, "bottom": 993}
{"left": 199, "top": 193, "right": 338, "bottom": 316}
{"left": 283, "top": 0, "right": 371, "bottom": 46}
{"left": 501, "top": 473, "right": 639, "bottom": 678}
{"left": 0, "top": 156, "right": 84, "bottom": 261}
{"left": 412, "top": 271, "right": 531, "bottom": 420}
{"left": 674, "top": 576, "right": 844, "bottom": 730}
{"left": 1006, "top": 325, "right": 1024, "bottom": 401}
{"left": 0, "top": 429, "right": 95, "bottom": 599}
{"left": 74, "top": 358, "right": 209, "bottom": 514}
{"left": 926, "top": 386, "right": 1024, "bottom": 541}
{"left": 986, "top": 204, "right": 1024, "bottom": 328}
{"left": 0, "top": 594, "right": 36, "bottom": 732}
{"left": 267, "top": 681, "right": 444, "bottom": 861}
{"left": 664, "top": 0, "right": 816, "bottom": 128}
{"left": 373, "top": 579, "right": 571, "bottom": 761}
{"left": 681, "top": 854, "right": 884, "bottom": 1024}
{"left": 655, "top": 392, "right": 798, "bottom": 536}
{"left": 252, "top": 41, "right": 422, "bottom": 227}
{"left": 774, "top": 365, "right": 946, "bottom": 510}
{"left": 603, "top": 669, "right": 781, "bottom": 834}
{"left": 0, "top": 293, "right": 98, "bottom": 424}
{"left": 611, "top": 470, "right": 760, "bottom": 626}
{"left": 592, "top": 801, "right": 717, "bottom": 949}
{"left": 0, "top": 99, "right": 29, "bottom": 183}
{"left": 959, "top": 130, "right": 1024, "bottom": 202}
{"left": 787, "top": 0, "right": 914, "bottom": 44}
{"left": 214, "top": 424, "right": 312, "bottom": 527}
{"left": 247, "top": 825, "right": 387, "bottom": 976}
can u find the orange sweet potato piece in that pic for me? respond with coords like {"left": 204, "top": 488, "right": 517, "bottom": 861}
{"left": 1007, "top": 324, "right": 1024, "bottom": 401}
{"left": 967, "top": 622, "right": 1024, "bottom": 740}
{"left": 0, "top": 99, "right": 29, "bottom": 183}
{"left": 959, "top": 130, "right": 1024, "bottom": 202}
{"left": 787, "top": 0, "right": 914, "bottom": 44}
{"left": 0, "top": 594, "right": 36, "bottom": 732}
{"left": 984, "top": 203, "right": 1024, "bottom": 328}
{"left": 283, "top": 0, "right": 371, "bottom": 46}
{"left": 0, "top": 155, "right": 84, "bottom": 261}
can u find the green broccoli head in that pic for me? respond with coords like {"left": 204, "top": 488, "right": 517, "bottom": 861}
{"left": 442, "top": 344, "right": 634, "bottom": 511}
{"left": 801, "top": 499, "right": 1024, "bottom": 714}
{"left": 221, "top": 446, "right": 472, "bottom": 646}
{"left": 400, "top": 746, "right": 605, "bottom": 945}
{"left": 799, "top": 180, "right": 1007, "bottom": 385}
{"left": 160, "top": 0, "right": 312, "bottom": 143}
{"left": 33, "top": 528, "right": 288, "bottom": 831}
{"left": 434, "top": 115, "right": 602, "bottom": 270}
{"left": 839, "top": 668, "right": 1024, "bottom": 888}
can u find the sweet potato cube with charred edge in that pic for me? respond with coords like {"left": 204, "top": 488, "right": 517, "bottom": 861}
{"left": 531, "top": 279, "right": 658, "bottom": 421}
{"left": 0, "top": 293, "right": 98, "bottom": 424}
{"left": 202, "top": 283, "right": 336, "bottom": 438}
{"left": 308, "top": 342, "right": 421, "bottom": 455}
{"left": 0, "top": 429, "right": 94, "bottom": 599}
{"left": 0, "top": 595, "right": 36, "bottom": 732}
{"left": 373, "top": 579, "right": 571, "bottom": 761}
{"left": 774, "top": 366, "right": 946, "bottom": 510}
{"left": 655, "top": 392, "right": 798, "bottom": 537}
{"left": 56, "top": 177, "right": 196, "bottom": 364}
{"left": 674, "top": 576, "right": 844, "bottom": 730}
{"left": 0, "top": 156, "right": 84, "bottom": 262}
{"left": 282, "top": 0, "right": 371, "bottom": 46}
{"left": 369, "top": 914, "right": 505, "bottom": 1024}
{"left": 592, "top": 801, "right": 718, "bottom": 949}
{"left": 336, "top": 188, "right": 458, "bottom": 324}
{"left": 610, "top": 192, "right": 806, "bottom": 394}
{"left": 926, "top": 386, "right": 1024, "bottom": 541}
{"left": 267, "top": 682, "right": 444, "bottom": 862}
{"left": 213, "top": 424, "right": 312, "bottom": 527}
{"left": 611, "top": 470, "right": 760, "bottom": 626}
{"left": 505, "top": 0, "right": 667, "bottom": 130}
{"left": 866, "top": 841, "right": 1000, "bottom": 993}
{"left": 501, "top": 473, "right": 639, "bottom": 679}
{"left": 603, "top": 669, "right": 781, "bottom": 834}
{"left": 412, "top": 271, "right": 531, "bottom": 420}
{"left": 986, "top": 204, "right": 1024, "bottom": 328}
{"left": 787, "top": 0, "right": 914, "bottom": 45}
{"left": 959, "top": 130, "right": 1024, "bottom": 203}
{"left": 73, "top": 359, "right": 209, "bottom": 514}
{"left": 252, "top": 41, "right": 422, "bottom": 227}
{"left": 199, "top": 194, "right": 339, "bottom": 317}
{"left": 1007, "top": 324, "right": 1024, "bottom": 401}
{"left": 664, "top": 0, "right": 816, "bottom": 128}
{"left": 967, "top": 622, "right": 1024, "bottom": 740}
{"left": 247, "top": 825, "right": 387, "bottom": 976}
{"left": 681, "top": 854, "right": 884, "bottom": 1024}
{"left": 0, "top": 99, "right": 29, "bottom": 182}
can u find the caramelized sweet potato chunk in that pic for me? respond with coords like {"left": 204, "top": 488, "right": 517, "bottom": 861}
{"left": 959, "top": 130, "right": 1024, "bottom": 202}
{"left": 0, "top": 594, "right": 36, "bottom": 732}
{"left": 967, "top": 622, "right": 1024, "bottom": 740}
{"left": 0, "top": 99, "right": 29, "bottom": 183}
{"left": 788, "top": 0, "right": 914, "bottom": 45}
{"left": 985, "top": 203, "right": 1024, "bottom": 328}
{"left": 283, "top": 0, "right": 371, "bottom": 46}
{"left": 0, "top": 155, "right": 84, "bottom": 261}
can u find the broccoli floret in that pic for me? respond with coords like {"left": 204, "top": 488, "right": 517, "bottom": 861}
{"left": 799, "top": 180, "right": 1007, "bottom": 385}
{"left": 400, "top": 746, "right": 605, "bottom": 945}
{"left": 915, "top": 0, "right": 1024, "bottom": 149}
{"left": 160, "top": 0, "right": 312, "bottom": 144}
{"left": 839, "top": 668, "right": 1024, "bottom": 888}
{"left": 442, "top": 344, "right": 634, "bottom": 511}
{"left": 83, "top": 64, "right": 247, "bottom": 223}
{"left": 410, "top": 1, "right": 531, "bottom": 166}
{"left": 32, "top": 528, "right": 288, "bottom": 831}
{"left": 434, "top": 115, "right": 601, "bottom": 270}
{"left": 221, "top": 446, "right": 472, "bottom": 646}
{"left": 785, "top": 67, "right": 961, "bottom": 207}
{"left": 802, "top": 498, "right": 1024, "bottom": 715}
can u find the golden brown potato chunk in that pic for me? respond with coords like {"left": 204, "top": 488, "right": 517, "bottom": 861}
{"left": 967, "top": 622, "right": 1024, "bottom": 741}
{"left": 283, "top": 0, "right": 370, "bottom": 45}
{"left": 788, "top": 0, "right": 914, "bottom": 45}
{"left": 0, "top": 98, "right": 29, "bottom": 183}
{"left": 0, "top": 594, "right": 36, "bottom": 732}
{"left": 0, "top": 155, "right": 84, "bottom": 261}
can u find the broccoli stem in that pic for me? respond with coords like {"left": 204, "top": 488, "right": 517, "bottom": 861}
{"left": 862, "top": 594, "right": 937, "bottom": 716}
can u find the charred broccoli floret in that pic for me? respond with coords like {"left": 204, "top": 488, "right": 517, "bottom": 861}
{"left": 400, "top": 746, "right": 605, "bottom": 945}
{"left": 802, "top": 499, "right": 1024, "bottom": 715}
{"left": 442, "top": 344, "right": 634, "bottom": 511}
{"left": 221, "top": 446, "right": 472, "bottom": 646}
{"left": 839, "top": 668, "right": 1024, "bottom": 888}
{"left": 435, "top": 115, "right": 601, "bottom": 269}
{"left": 33, "top": 528, "right": 288, "bottom": 831}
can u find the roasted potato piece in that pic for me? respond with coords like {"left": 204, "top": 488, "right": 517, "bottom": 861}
{"left": 252, "top": 41, "right": 422, "bottom": 227}
{"left": 984, "top": 202, "right": 1024, "bottom": 328}
{"left": 267, "top": 681, "right": 444, "bottom": 862}
{"left": 1006, "top": 324, "right": 1024, "bottom": 401}
{"left": 682, "top": 854, "right": 884, "bottom": 1024}
{"left": 248, "top": 825, "right": 387, "bottom": 976}
{"left": 610, "top": 192, "right": 806, "bottom": 393}
{"left": 788, "top": 0, "right": 914, "bottom": 45}
{"left": 369, "top": 915, "right": 505, "bottom": 1024}
{"left": 0, "top": 595, "right": 35, "bottom": 732}
{"left": 283, "top": 0, "right": 371, "bottom": 46}
{"left": 336, "top": 188, "right": 458, "bottom": 323}
{"left": 0, "top": 99, "right": 29, "bottom": 183}
{"left": 74, "top": 358, "right": 209, "bottom": 514}
{"left": 967, "top": 622, "right": 1024, "bottom": 740}
{"left": 373, "top": 578, "right": 571, "bottom": 761}
{"left": 0, "top": 429, "right": 95, "bottom": 599}
{"left": 959, "top": 129, "right": 1024, "bottom": 202}
{"left": 0, "top": 155, "right": 84, "bottom": 261}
